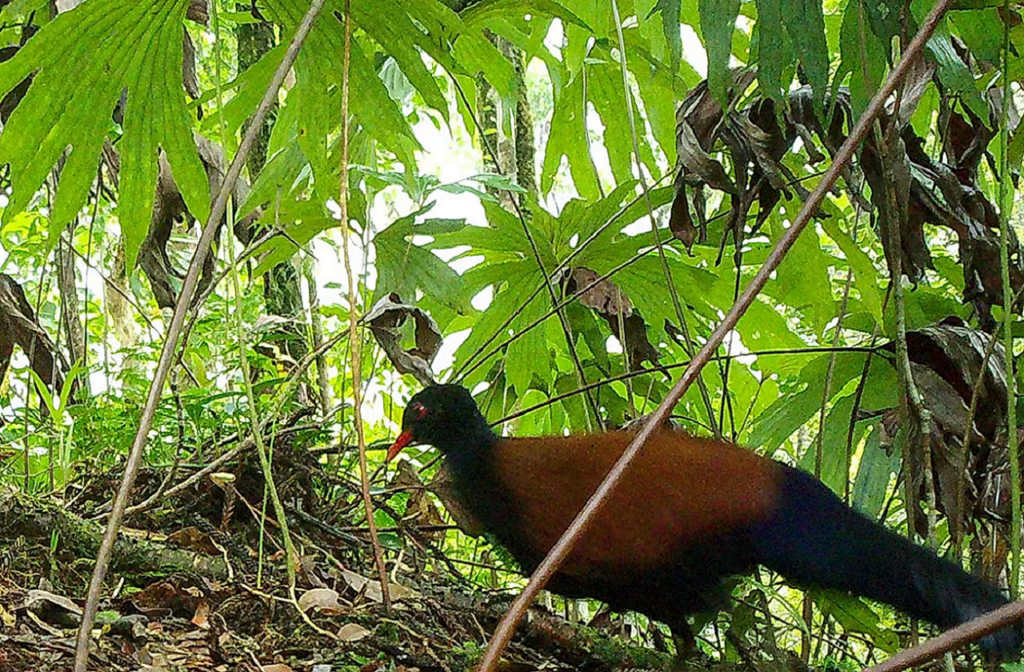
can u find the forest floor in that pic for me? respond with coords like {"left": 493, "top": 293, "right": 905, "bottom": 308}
{"left": 0, "top": 439, "right": 804, "bottom": 672}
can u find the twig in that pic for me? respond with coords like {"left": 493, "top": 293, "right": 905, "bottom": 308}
{"left": 805, "top": 209, "right": 863, "bottom": 659}
{"left": 862, "top": 601, "right": 1024, "bottom": 672}
{"left": 997, "top": 0, "right": 1020, "bottom": 598}
{"left": 339, "top": 0, "right": 391, "bottom": 615}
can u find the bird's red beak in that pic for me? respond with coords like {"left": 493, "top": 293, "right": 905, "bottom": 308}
{"left": 386, "top": 430, "right": 414, "bottom": 462}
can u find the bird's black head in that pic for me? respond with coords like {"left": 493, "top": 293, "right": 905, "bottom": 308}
{"left": 386, "top": 384, "right": 494, "bottom": 461}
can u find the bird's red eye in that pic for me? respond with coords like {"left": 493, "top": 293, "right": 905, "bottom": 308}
{"left": 411, "top": 401, "right": 427, "bottom": 420}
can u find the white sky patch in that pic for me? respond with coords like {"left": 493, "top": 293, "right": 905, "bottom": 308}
{"left": 433, "top": 327, "right": 471, "bottom": 374}
{"left": 545, "top": 19, "right": 564, "bottom": 59}
{"left": 622, "top": 213, "right": 655, "bottom": 236}
{"left": 471, "top": 285, "right": 493, "bottom": 311}
{"left": 723, "top": 329, "right": 761, "bottom": 380}
{"left": 432, "top": 245, "right": 470, "bottom": 262}
{"left": 681, "top": 23, "right": 706, "bottom": 77}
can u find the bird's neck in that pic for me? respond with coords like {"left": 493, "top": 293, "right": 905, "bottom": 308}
{"left": 438, "top": 416, "right": 498, "bottom": 473}
{"left": 439, "top": 420, "right": 531, "bottom": 555}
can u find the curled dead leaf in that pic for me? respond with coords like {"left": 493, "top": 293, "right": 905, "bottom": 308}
{"left": 191, "top": 598, "right": 210, "bottom": 629}
{"left": 880, "top": 320, "right": 1012, "bottom": 549}
{"left": 568, "top": 268, "right": 632, "bottom": 316}
{"left": 24, "top": 589, "right": 82, "bottom": 616}
{"left": 364, "top": 293, "right": 440, "bottom": 386}
{"left": 131, "top": 134, "right": 261, "bottom": 309}
{"left": 394, "top": 461, "right": 446, "bottom": 542}
{"left": 168, "top": 526, "right": 222, "bottom": 556}
{"left": 564, "top": 268, "right": 661, "bottom": 371}
{"left": 0, "top": 274, "right": 72, "bottom": 401}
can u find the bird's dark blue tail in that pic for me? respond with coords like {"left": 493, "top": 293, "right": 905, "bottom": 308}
{"left": 750, "top": 465, "right": 1022, "bottom": 658}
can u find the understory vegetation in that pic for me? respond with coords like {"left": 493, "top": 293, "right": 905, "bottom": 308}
{"left": 1, "top": 0, "right": 1024, "bottom": 670}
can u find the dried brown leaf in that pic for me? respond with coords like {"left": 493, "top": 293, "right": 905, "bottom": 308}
{"left": 24, "top": 589, "right": 82, "bottom": 616}
{"left": 564, "top": 268, "right": 661, "bottom": 370}
{"left": 569, "top": 268, "right": 632, "bottom": 316}
{"left": 168, "top": 527, "right": 222, "bottom": 556}
{"left": 297, "top": 588, "right": 342, "bottom": 613}
{"left": 364, "top": 293, "right": 440, "bottom": 386}
{"left": 190, "top": 598, "right": 210, "bottom": 629}
{"left": 0, "top": 274, "right": 61, "bottom": 388}
{"left": 337, "top": 623, "right": 371, "bottom": 642}
{"left": 340, "top": 569, "right": 418, "bottom": 603}
{"left": 130, "top": 135, "right": 261, "bottom": 309}
{"left": 395, "top": 461, "right": 446, "bottom": 542}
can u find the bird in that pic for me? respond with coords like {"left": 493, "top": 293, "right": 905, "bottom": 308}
{"left": 386, "top": 383, "right": 1023, "bottom": 658}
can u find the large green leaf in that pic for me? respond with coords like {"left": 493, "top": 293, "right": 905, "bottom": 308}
{"left": 269, "top": 0, "right": 515, "bottom": 129}
{"left": 851, "top": 423, "right": 898, "bottom": 520}
{"left": 753, "top": 0, "right": 790, "bottom": 107}
{"left": 263, "top": 0, "right": 422, "bottom": 171}
{"left": 787, "top": 0, "right": 828, "bottom": 109}
{"left": 198, "top": 43, "right": 286, "bottom": 141}
{"left": 912, "top": 0, "right": 987, "bottom": 119}
{"left": 436, "top": 199, "right": 549, "bottom": 264}
{"left": 373, "top": 209, "right": 472, "bottom": 315}
{"left": 584, "top": 49, "right": 638, "bottom": 186}
{"left": 460, "top": 0, "right": 592, "bottom": 33}
{"left": 506, "top": 281, "right": 555, "bottom": 396}
{"left": 769, "top": 219, "right": 836, "bottom": 337}
{"left": 0, "top": 0, "right": 207, "bottom": 268}
{"left": 541, "top": 74, "right": 600, "bottom": 199}
{"left": 796, "top": 394, "right": 860, "bottom": 493}
{"left": 748, "top": 352, "right": 871, "bottom": 454}
{"left": 452, "top": 259, "right": 548, "bottom": 393}
{"left": 638, "top": 0, "right": 683, "bottom": 72}
{"left": 626, "top": 32, "right": 697, "bottom": 152}
{"left": 350, "top": 2, "right": 451, "bottom": 121}
{"left": 820, "top": 214, "right": 885, "bottom": 330}
{"left": 552, "top": 182, "right": 643, "bottom": 256}
{"left": 814, "top": 588, "right": 901, "bottom": 653}
{"left": 584, "top": 43, "right": 661, "bottom": 186}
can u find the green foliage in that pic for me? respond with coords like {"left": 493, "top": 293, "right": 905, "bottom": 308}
{"left": 815, "top": 589, "right": 901, "bottom": 653}
{"left": 699, "top": 0, "right": 741, "bottom": 105}
{"left": 838, "top": 0, "right": 888, "bottom": 119}
{"left": 0, "top": 0, "right": 1019, "bottom": 663}
{"left": 373, "top": 209, "right": 471, "bottom": 319}
{"left": 0, "top": 0, "right": 208, "bottom": 268}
